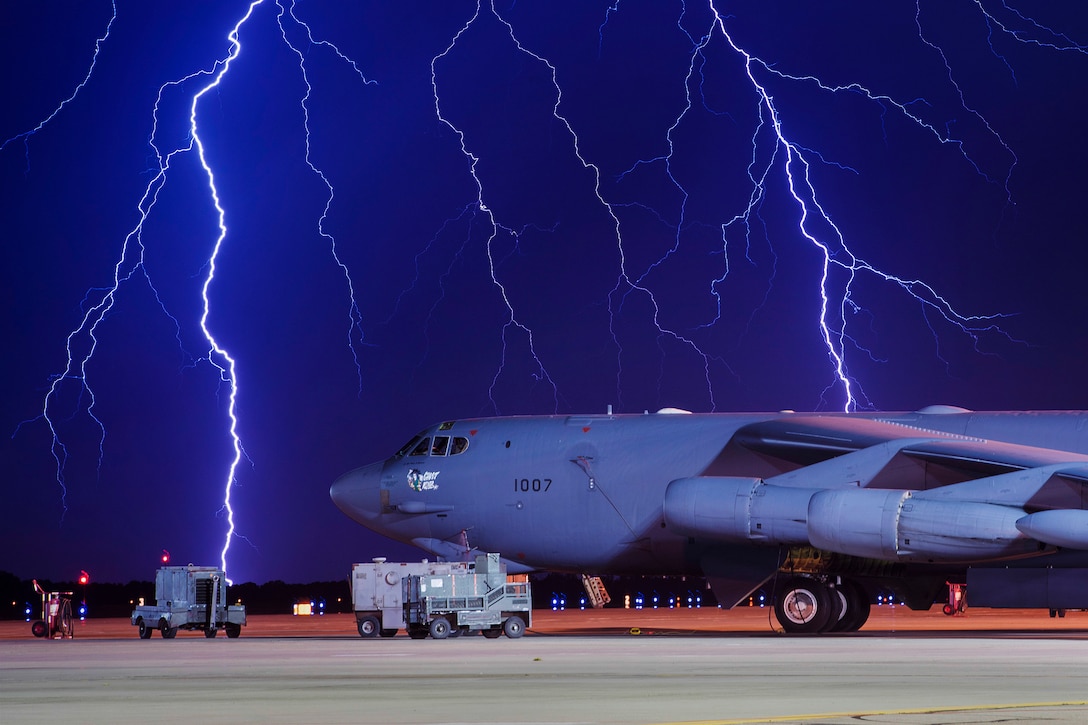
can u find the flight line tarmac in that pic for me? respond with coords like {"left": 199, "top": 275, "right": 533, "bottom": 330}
{"left": 2, "top": 608, "right": 1085, "bottom": 725}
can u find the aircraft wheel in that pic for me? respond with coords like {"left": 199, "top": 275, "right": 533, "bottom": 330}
{"left": 31, "top": 620, "right": 48, "bottom": 638}
{"left": 821, "top": 585, "right": 846, "bottom": 633}
{"left": 482, "top": 628, "right": 502, "bottom": 639}
{"left": 429, "top": 617, "right": 451, "bottom": 640}
{"left": 137, "top": 619, "right": 153, "bottom": 639}
{"left": 503, "top": 615, "right": 525, "bottom": 638}
{"left": 204, "top": 628, "right": 218, "bottom": 638}
{"left": 224, "top": 623, "right": 241, "bottom": 638}
{"left": 357, "top": 615, "right": 380, "bottom": 638}
{"left": 774, "top": 577, "right": 833, "bottom": 634}
{"left": 379, "top": 629, "right": 397, "bottom": 638}
{"left": 833, "top": 580, "right": 871, "bottom": 633}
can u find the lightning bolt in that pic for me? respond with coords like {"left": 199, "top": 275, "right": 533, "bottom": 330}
{"left": 591, "top": 0, "right": 1080, "bottom": 411}
{"left": 7, "top": 0, "right": 373, "bottom": 581}
{"left": 1, "top": 2, "right": 118, "bottom": 169}
{"left": 434, "top": 1, "right": 729, "bottom": 414}
{"left": 431, "top": 3, "right": 564, "bottom": 414}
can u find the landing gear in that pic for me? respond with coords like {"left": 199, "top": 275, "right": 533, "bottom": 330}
{"left": 832, "top": 579, "right": 871, "bottom": 633}
{"left": 773, "top": 576, "right": 871, "bottom": 634}
{"left": 775, "top": 576, "right": 834, "bottom": 634}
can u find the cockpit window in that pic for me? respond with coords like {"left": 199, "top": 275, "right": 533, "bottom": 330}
{"left": 408, "top": 437, "right": 432, "bottom": 457}
{"left": 395, "top": 435, "right": 423, "bottom": 458}
{"left": 395, "top": 431, "right": 469, "bottom": 457}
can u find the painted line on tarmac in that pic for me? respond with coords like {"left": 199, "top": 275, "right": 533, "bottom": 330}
{"left": 654, "top": 700, "right": 1088, "bottom": 725}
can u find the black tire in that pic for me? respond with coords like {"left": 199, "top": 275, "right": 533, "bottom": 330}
{"left": 224, "top": 623, "right": 241, "bottom": 638}
{"left": 821, "top": 585, "right": 846, "bottom": 633}
{"left": 833, "top": 580, "right": 871, "bottom": 633}
{"left": 503, "top": 616, "right": 525, "bottom": 638}
{"left": 481, "top": 628, "right": 502, "bottom": 639}
{"left": 138, "top": 619, "right": 153, "bottom": 639}
{"left": 429, "top": 617, "right": 451, "bottom": 640}
{"left": 205, "top": 628, "right": 218, "bottom": 638}
{"left": 160, "top": 619, "right": 177, "bottom": 639}
{"left": 57, "top": 600, "right": 73, "bottom": 639}
{"left": 407, "top": 625, "right": 428, "bottom": 639}
{"left": 379, "top": 629, "right": 397, "bottom": 638}
{"left": 31, "top": 620, "right": 48, "bottom": 638}
{"left": 357, "top": 615, "right": 380, "bottom": 638}
{"left": 774, "top": 577, "right": 833, "bottom": 634}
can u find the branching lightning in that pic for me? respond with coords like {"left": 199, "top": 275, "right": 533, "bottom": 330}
{"left": 6, "top": 0, "right": 374, "bottom": 580}
{"left": 0, "top": 2, "right": 118, "bottom": 169}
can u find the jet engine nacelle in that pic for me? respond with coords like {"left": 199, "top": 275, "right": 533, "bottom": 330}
{"left": 662, "top": 476, "right": 812, "bottom": 545}
{"left": 807, "top": 488, "right": 1041, "bottom": 562}
{"left": 1016, "top": 509, "right": 1088, "bottom": 550}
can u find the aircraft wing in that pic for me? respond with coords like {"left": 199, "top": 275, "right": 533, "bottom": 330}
{"left": 668, "top": 414, "right": 1088, "bottom": 563}
{"left": 731, "top": 415, "right": 1088, "bottom": 489}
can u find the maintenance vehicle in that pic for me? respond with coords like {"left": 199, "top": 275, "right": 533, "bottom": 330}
{"left": 131, "top": 565, "right": 246, "bottom": 639}
{"left": 351, "top": 553, "right": 531, "bottom": 639}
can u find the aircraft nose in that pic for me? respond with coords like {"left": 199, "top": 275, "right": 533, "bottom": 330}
{"left": 330, "top": 461, "right": 383, "bottom": 524}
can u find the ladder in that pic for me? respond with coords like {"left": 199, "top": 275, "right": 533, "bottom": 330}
{"left": 580, "top": 575, "right": 611, "bottom": 609}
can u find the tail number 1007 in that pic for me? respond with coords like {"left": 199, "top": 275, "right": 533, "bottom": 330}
{"left": 514, "top": 477, "right": 552, "bottom": 492}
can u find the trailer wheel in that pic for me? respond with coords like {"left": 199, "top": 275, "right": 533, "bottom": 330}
{"left": 502, "top": 616, "right": 525, "bottom": 638}
{"left": 137, "top": 619, "right": 153, "bottom": 639}
{"left": 204, "top": 628, "right": 218, "bottom": 638}
{"left": 224, "top": 623, "right": 241, "bottom": 638}
{"left": 429, "top": 617, "right": 451, "bottom": 640}
{"left": 31, "top": 620, "right": 48, "bottom": 638}
{"left": 407, "top": 625, "right": 428, "bottom": 639}
{"left": 379, "top": 629, "right": 397, "bottom": 638}
{"left": 159, "top": 619, "right": 177, "bottom": 639}
{"left": 357, "top": 615, "right": 380, "bottom": 638}
{"left": 482, "top": 628, "right": 502, "bottom": 639}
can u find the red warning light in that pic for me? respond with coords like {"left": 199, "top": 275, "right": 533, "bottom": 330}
{"left": 78, "top": 570, "right": 89, "bottom": 586}
{"left": 161, "top": 549, "right": 170, "bottom": 564}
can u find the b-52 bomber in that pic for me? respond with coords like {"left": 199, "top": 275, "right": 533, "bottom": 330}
{"left": 331, "top": 406, "right": 1088, "bottom": 633}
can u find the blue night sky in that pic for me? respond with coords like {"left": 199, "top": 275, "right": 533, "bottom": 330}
{"left": 2, "top": 1, "right": 1086, "bottom": 584}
